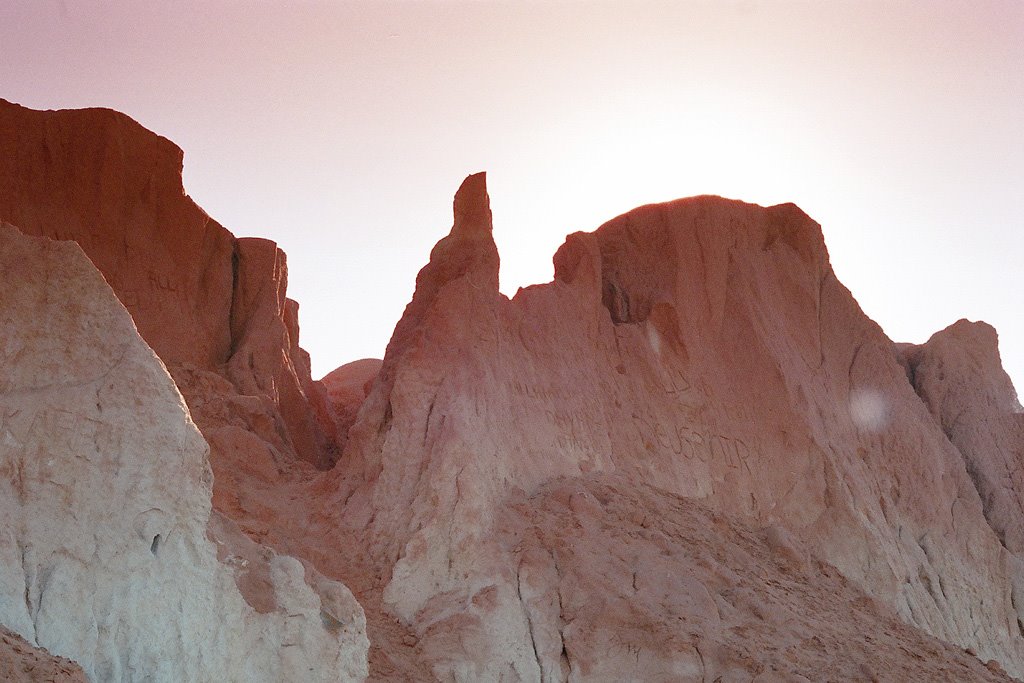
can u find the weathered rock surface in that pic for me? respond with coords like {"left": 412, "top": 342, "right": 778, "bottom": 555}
{"left": 492, "top": 474, "right": 1011, "bottom": 682}
{"left": 0, "top": 626, "right": 87, "bottom": 682}
{"left": 5, "top": 96, "right": 1022, "bottom": 681}
{"left": 902, "top": 321, "right": 1024, "bottom": 644}
{"left": 0, "top": 223, "right": 367, "bottom": 681}
{"left": 0, "top": 98, "right": 338, "bottom": 470}
{"left": 902, "top": 321, "right": 1024, "bottom": 552}
{"left": 317, "top": 174, "right": 1024, "bottom": 679}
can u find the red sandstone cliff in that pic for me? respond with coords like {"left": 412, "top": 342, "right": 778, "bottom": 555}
{"left": 312, "top": 173, "right": 1024, "bottom": 679}
{"left": 3, "top": 102, "right": 1023, "bottom": 681}
{"left": 0, "top": 99, "right": 339, "bottom": 482}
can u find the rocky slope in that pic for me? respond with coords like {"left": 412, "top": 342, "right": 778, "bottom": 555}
{"left": 0, "top": 627, "right": 87, "bottom": 683}
{"left": 490, "top": 474, "right": 1012, "bottom": 682}
{"left": 314, "top": 173, "right": 1024, "bottom": 679}
{"left": 0, "top": 223, "right": 367, "bottom": 680}
{"left": 0, "top": 98, "right": 339, "bottom": 474}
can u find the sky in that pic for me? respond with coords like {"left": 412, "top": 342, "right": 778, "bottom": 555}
{"left": 1, "top": 0, "right": 1021, "bottom": 392}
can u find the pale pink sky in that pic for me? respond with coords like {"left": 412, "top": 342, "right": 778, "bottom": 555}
{"left": 2, "top": 1, "right": 1022, "bottom": 391}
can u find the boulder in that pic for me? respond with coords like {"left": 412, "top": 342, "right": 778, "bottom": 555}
{"left": 321, "top": 174, "right": 1024, "bottom": 678}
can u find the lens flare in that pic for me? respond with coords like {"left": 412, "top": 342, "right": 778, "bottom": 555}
{"left": 849, "top": 388, "right": 890, "bottom": 432}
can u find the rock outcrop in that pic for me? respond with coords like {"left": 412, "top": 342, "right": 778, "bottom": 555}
{"left": 317, "top": 174, "right": 1024, "bottom": 679}
{"left": 0, "top": 223, "right": 367, "bottom": 681}
{"left": 902, "top": 321, "right": 1024, "bottom": 642}
{"left": 902, "top": 321, "right": 1024, "bottom": 552}
{"left": 0, "top": 98, "right": 338, "bottom": 470}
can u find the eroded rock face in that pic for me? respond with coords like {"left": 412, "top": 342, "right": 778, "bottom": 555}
{"left": 0, "top": 98, "right": 337, "bottom": 470}
{"left": 901, "top": 321, "right": 1024, "bottom": 641}
{"left": 0, "top": 224, "right": 367, "bottom": 681}
{"left": 322, "top": 174, "right": 1024, "bottom": 679}
{"left": 491, "top": 475, "right": 1011, "bottom": 682}
{"left": 902, "top": 321, "right": 1024, "bottom": 550}
{"left": 6, "top": 91, "right": 1020, "bottom": 681}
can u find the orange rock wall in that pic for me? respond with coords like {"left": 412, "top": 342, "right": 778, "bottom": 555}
{"left": 0, "top": 99, "right": 337, "bottom": 469}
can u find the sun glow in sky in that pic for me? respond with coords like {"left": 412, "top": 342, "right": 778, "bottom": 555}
{"left": 2, "top": 1, "right": 1022, "bottom": 390}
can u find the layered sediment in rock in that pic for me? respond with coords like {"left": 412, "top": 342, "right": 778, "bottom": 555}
{"left": 0, "top": 224, "right": 367, "bottom": 680}
{"left": 0, "top": 98, "right": 338, "bottom": 470}
{"left": 321, "top": 174, "right": 1024, "bottom": 679}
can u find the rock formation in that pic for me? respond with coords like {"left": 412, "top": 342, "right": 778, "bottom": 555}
{"left": 3, "top": 99, "right": 1023, "bottom": 682}
{"left": 322, "top": 359, "right": 383, "bottom": 452}
{"left": 902, "top": 321, "right": 1024, "bottom": 641}
{"left": 314, "top": 173, "right": 1024, "bottom": 679}
{"left": 0, "top": 98, "right": 338, "bottom": 471}
{"left": 0, "top": 223, "right": 367, "bottom": 681}
{"left": 902, "top": 321, "right": 1024, "bottom": 552}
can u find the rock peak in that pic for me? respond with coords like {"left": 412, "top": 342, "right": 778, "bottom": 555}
{"left": 421, "top": 172, "right": 499, "bottom": 291}
{"left": 0, "top": 99, "right": 339, "bottom": 468}
{"left": 337, "top": 173, "right": 502, "bottom": 494}
{"left": 452, "top": 172, "right": 492, "bottom": 237}
{"left": 355, "top": 173, "right": 500, "bottom": 418}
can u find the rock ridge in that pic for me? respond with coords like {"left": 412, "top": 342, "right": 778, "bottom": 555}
{"left": 320, "top": 174, "right": 1024, "bottom": 679}
{"left": 902, "top": 320, "right": 1024, "bottom": 557}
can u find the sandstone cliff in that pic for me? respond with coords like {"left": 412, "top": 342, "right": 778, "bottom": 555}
{"left": 0, "top": 98, "right": 338, "bottom": 472}
{"left": 322, "top": 358, "right": 384, "bottom": 453}
{"left": 0, "top": 223, "right": 367, "bottom": 681}
{"left": 3, "top": 100, "right": 1023, "bottom": 682}
{"left": 315, "top": 173, "right": 1024, "bottom": 679}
